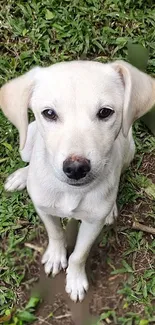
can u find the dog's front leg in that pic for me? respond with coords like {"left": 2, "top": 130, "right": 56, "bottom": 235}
{"left": 36, "top": 208, "right": 67, "bottom": 276}
{"left": 66, "top": 220, "right": 104, "bottom": 302}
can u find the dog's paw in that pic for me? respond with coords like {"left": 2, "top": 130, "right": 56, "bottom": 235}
{"left": 4, "top": 167, "right": 28, "bottom": 192}
{"left": 105, "top": 202, "right": 118, "bottom": 225}
{"left": 42, "top": 239, "right": 67, "bottom": 276}
{"left": 66, "top": 264, "right": 89, "bottom": 302}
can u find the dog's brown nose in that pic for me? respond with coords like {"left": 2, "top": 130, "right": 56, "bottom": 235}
{"left": 63, "top": 156, "right": 91, "bottom": 180}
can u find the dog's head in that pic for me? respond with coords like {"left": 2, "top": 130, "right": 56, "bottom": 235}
{"left": 1, "top": 60, "right": 155, "bottom": 186}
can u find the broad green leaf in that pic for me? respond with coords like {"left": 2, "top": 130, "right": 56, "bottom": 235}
{"left": 139, "top": 320, "right": 149, "bottom": 325}
{"left": 22, "top": 28, "right": 28, "bottom": 36}
{"left": 25, "top": 296, "right": 40, "bottom": 310}
{"left": 142, "top": 282, "right": 147, "bottom": 299}
{"left": 2, "top": 142, "right": 13, "bottom": 151}
{"left": 0, "top": 157, "right": 8, "bottom": 163}
{"left": 144, "top": 183, "right": 155, "bottom": 199}
{"left": 17, "top": 310, "right": 37, "bottom": 322}
{"left": 45, "top": 9, "right": 54, "bottom": 20}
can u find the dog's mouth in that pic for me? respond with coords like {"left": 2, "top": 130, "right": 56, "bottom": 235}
{"left": 66, "top": 175, "right": 95, "bottom": 187}
{"left": 67, "top": 181, "right": 89, "bottom": 187}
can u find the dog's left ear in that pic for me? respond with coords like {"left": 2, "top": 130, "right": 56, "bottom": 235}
{"left": 112, "top": 60, "right": 155, "bottom": 137}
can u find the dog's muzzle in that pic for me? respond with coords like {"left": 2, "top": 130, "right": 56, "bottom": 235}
{"left": 63, "top": 155, "right": 91, "bottom": 181}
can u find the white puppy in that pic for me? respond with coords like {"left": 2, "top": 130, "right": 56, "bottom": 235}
{"left": 1, "top": 60, "right": 155, "bottom": 302}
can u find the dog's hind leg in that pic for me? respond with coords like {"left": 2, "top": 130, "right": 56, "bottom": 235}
{"left": 105, "top": 202, "right": 118, "bottom": 225}
{"left": 5, "top": 166, "right": 28, "bottom": 192}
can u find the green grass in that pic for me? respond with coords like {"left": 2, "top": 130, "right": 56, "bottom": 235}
{"left": 0, "top": 0, "right": 155, "bottom": 324}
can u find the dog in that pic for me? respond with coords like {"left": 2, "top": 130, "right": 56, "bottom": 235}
{"left": 1, "top": 60, "right": 155, "bottom": 302}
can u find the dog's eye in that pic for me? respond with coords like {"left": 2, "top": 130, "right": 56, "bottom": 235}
{"left": 97, "top": 107, "right": 114, "bottom": 120}
{"left": 42, "top": 109, "right": 58, "bottom": 121}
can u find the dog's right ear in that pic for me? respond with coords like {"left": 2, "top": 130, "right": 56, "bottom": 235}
{"left": 0, "top": 67, "right": 39, "bottom": 150}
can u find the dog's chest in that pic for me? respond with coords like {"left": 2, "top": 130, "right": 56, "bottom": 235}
{"left": 50, "top": 191, "right": 83, "bottom": 218}
{"left": 36, "top": 188, "right": 102, "bottom": 222}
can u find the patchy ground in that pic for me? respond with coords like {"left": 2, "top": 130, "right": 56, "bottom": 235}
{"left": 0, "top": 1, "right": 155, "bottom": 324}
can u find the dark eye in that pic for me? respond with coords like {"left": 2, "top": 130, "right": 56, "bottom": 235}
{"left": 42, "top": 108, "right": 58, "bottom": 121}
{"left": 97, "top": 107, "right": 114, "bottom": 120}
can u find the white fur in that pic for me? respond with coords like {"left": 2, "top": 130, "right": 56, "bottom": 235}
{"left": 2, "top": 60, "right": 155, "bottom": 302}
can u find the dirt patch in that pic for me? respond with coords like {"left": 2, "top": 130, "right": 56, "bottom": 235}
{"left": 121, "top": 198, "right": 154, "bottom": 227}
{"left": 139, "top": 153, "right": 155, "bottom": 183}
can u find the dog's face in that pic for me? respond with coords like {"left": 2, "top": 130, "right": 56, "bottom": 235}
{"left": 1, "top": 60, "right": 155, "bottom": 186}
{"left": 30, "top": 62, "right": 124, "bottom": 186}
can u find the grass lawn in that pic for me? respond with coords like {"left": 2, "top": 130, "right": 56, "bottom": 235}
{"left": 0, "top": 0, "right": 155, "bottom": 324}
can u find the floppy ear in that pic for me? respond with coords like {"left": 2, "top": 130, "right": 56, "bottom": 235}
{"left": 0, "top": 67, "right": 39, "bottom": 150}
{"left": 112, "top": 60, "right": 155, "bottom": 137}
